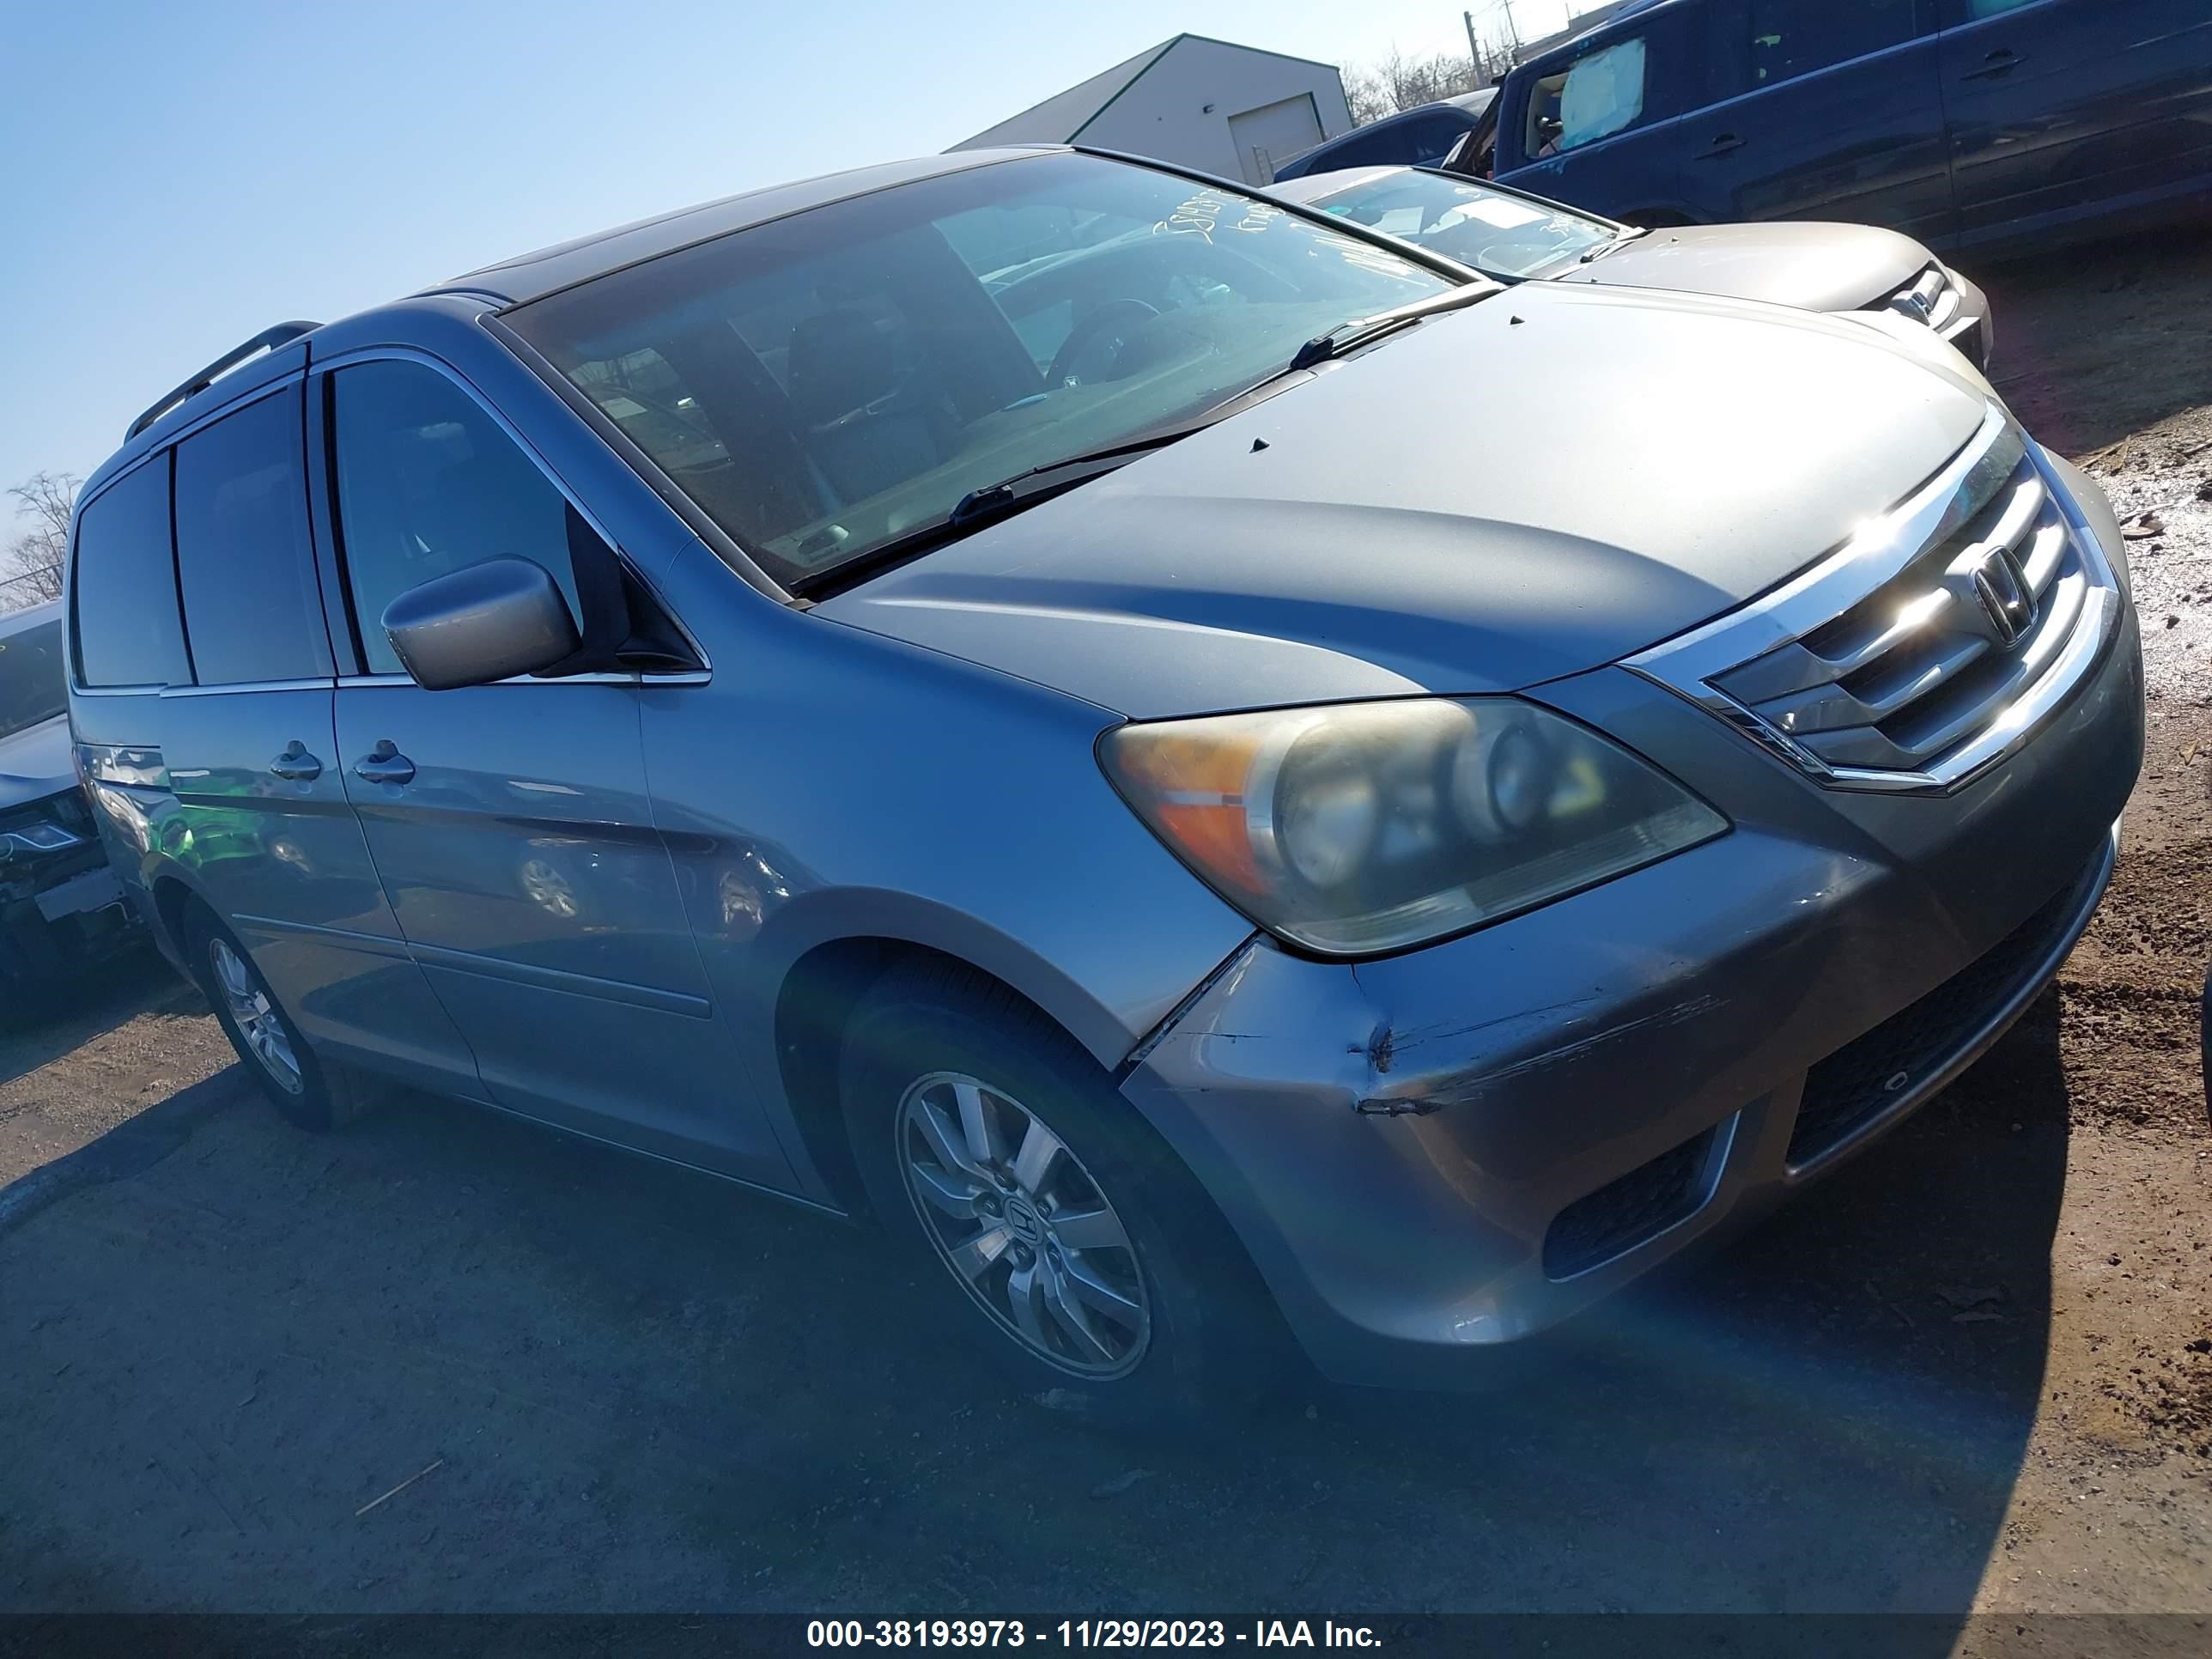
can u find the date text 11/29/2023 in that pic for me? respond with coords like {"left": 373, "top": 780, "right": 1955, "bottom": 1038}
{"left": 805, "top": 1621, "right": 1383, "bottom": 1648}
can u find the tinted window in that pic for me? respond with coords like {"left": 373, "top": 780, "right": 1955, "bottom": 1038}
{"left": 173, "top": 386, "right": 331, "bottom": 684}
{"left": 1749, "top": 0, "right": 1917, "bottom": 87}
{"left": 0, "top": 618, "right": 65, "bottom": 741}
{"left": 70, "top": 456, "right": 190, "bottom": 688}
{"left": 1401, "top": 115, "right": 1468, "bottom": 164}
{"left": 329, "top": 362, "right": 582, "bottom": 677}
{"left": 1324, "top": 125, "right": 1406, "bottom": 169}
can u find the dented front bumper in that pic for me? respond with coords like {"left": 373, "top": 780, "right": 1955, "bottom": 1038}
{"left": 1119, "top": 587, "right": 2142, "bottom": 1389}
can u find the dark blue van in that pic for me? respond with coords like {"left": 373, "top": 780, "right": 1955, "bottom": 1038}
{"left": 1488, "top": 0, "right": 2212, "bottom": 254}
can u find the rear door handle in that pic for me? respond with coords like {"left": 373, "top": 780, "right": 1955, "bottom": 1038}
{"left": 1961, "top": 48, "right": 2022, "bottom": 81}
{"left": 352, "top": 741, "right": 416, "bottom": 787}
{"left": 267, "top": 743, "right": 322, "bottom": 782}
{"left": 1697, "top": 132, "right": 1746, "bottom": 158}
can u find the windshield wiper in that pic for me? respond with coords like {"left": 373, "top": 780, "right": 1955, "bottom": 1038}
{"left": 1578, "top": 225, "right": 1653, "bottom": 264}
{"left": 943, "top": 422, "right": 1211, "bottom": 527}
{"left": 790, "top": 293, "right": 1492, "bottom": 600}
{"left": 789, "top": 422, "right": 1218, "bottom": 599}
{"left": 1284, "top": 283, "right": 1495, "bottom": 373}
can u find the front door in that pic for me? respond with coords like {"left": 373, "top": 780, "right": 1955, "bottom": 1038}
{"left": 1683, "top": 0, "right": 1954, "bottom": 244}
{"left": 155, "top": 380, "right": 480, "bottom": 1093}
{"left": 1937, "top": 0, "right": 2212, "bottom": 249}
{"left": 317, "top": 353, "right": 788, "bottom": 1183}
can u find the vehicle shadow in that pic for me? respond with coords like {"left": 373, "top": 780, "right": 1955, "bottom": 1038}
{"left": 1973, "top": 222, "right": 2212, "bottom": 459}
{"left": 1, "top": 988, "right": 2073, "bottom": 1622}
{"left": 0, "top": 946, "right": 203, "bottom": 1091}
{"left": 1313, "top": 990, "right": 2071, "bottom": 1623}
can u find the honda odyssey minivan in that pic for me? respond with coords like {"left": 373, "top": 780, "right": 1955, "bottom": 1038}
{"left": 70, "top": 147, "right": 2142, "bottom": 1419}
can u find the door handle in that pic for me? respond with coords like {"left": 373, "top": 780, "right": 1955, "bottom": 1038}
{"left": 1697, "top": 132, "right": 1746, "bottom": 159}
{"left": 352, "top": 741, "right": 416, "bottom": 787}
{"left": 1961, "top": 49, "right": 2022, "bottom": 81}
{"left": 267, "top": 743, "right": 323, "bottom": 782}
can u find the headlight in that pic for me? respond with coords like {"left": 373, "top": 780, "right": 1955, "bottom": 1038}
{"left": 1101, "top": 697, "right": 1727, "bottom": 956}
{"left": 0, "top": 820, "right": 82, "bottom": 860}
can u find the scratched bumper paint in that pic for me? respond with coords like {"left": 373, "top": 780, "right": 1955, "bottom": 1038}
{"left": 1119, "top": 607, "right": 2143, "bottom": 1388}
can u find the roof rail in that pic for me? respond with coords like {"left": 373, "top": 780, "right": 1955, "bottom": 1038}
{"left": 125, "top": 320, "right": 321, "bottom": 441}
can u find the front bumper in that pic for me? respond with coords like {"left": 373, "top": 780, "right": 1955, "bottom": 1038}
{"left": 1120, "top": 492, "right": 2141, "bottom": 1389}
{"left": 0, "top": 849, "right": 140, "bottom": 990}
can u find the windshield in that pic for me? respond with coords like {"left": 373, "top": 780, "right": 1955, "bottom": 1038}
{"left": 0, "top": 618, "right": 64, "bottom": 743}
{"left": 508, "top": 152, "right": 1465, "bottom": 587}
{"left": 1302, "top": 170, "right": 1618, "bottom": 279}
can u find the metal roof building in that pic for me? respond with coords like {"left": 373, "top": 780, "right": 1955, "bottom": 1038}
{"left": 947, "top": 33, "right": 1355, "bottom": 186}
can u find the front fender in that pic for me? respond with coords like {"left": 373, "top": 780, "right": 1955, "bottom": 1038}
{"left": 749, "top": 884, "right": 1170, "bottom": 1072}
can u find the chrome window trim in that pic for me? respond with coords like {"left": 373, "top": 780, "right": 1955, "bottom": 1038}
{"left": 335, "top": 669, "right": 710, "bottom": 690}
{"left": 1626, "top": 404, "right": 2122, "bottom": 797}
{"left": 160, "top": 678, "right": 331, "bottom": 698}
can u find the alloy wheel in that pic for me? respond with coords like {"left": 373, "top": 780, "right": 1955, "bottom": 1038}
{"left": 209, "top": 936, "right": 303, "bottom": 1096}
{"left": 896, "top": 1070, "right": 1152, "bottom": 1377}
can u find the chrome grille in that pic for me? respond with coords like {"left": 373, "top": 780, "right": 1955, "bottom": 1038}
{"left": 1628, "top": 406, "right": 2123, "bottom": 794}
{"left": 1880, "top": 264, "right": 1962, "bottom": 333}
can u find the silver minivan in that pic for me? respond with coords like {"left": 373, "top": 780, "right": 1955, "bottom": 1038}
{"left": 70, "top": 149, "right": 2142, "bottom": 1419}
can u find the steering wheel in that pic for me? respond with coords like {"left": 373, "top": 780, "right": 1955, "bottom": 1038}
{"left": 1048, "top": 300, "right": 1162, "bottom": 387}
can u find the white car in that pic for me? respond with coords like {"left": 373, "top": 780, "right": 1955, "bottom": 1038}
{"left": 1269, "top": 164, "right": 1992, "bottom": 370}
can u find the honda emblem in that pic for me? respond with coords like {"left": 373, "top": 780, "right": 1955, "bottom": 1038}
{"left": 1971, "top": 548, "right": 2037, "bottom": 647}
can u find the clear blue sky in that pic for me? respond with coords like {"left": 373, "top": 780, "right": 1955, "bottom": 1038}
{"left": 0, "top": 0, "right": 1579, "bottom": 504}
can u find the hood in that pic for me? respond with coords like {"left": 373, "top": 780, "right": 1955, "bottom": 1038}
{"left": 817, "top": 282, "right": 1990, "bottom": 719}
{"left": 1554, "top": 222, "right": 1929, "bottom": 313}
{"left": 0, "top": 714, "right": 75, "bottom": 811}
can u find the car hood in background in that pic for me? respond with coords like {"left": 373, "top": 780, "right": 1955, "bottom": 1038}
{"left": 818, "top": 282, "right": 1990, "bottom": 720}
{"left": 0, "top": 714, "right": 76, "bottom": 811}
{"left": 1549, "top": 222, "right": 1930, "bottom": 313}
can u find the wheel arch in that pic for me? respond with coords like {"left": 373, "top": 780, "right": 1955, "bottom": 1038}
{"left": 771, "top": 933, "right": 1105, "bottom": 1214}
{"left": 146, "top": 862, "right": 216, "bottom": 963}
{"left": 752, "top": 887, "right": 1216, "bottom": 1213}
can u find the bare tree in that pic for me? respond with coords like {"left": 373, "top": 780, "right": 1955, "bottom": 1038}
{"left": 1342, "top": 47, "right": 1496, "bottom": 127}
{"left": 2, "top": 471, "right": 77, "bottom": 611}
{"left": 1343, "top": 67, "right": 1397, "bottom": 128}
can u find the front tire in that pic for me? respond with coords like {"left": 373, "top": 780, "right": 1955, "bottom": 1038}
{"left": 185, "top": 904, "right": 361, "bottom": 1133}
{"left": 840, "top": 962, "right": 1283, "bottom": 1425}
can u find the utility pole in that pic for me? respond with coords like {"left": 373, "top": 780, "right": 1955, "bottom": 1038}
{"left": 1500, "top": 0, "right": 1523, "bottom": 62}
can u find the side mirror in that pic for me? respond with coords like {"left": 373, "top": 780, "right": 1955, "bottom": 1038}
{"left": 381, "top": 558, "right": 581, "bottom": 691}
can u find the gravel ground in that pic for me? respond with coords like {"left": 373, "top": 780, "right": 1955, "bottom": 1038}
{"left": 0, "top": 228, "right": 2207, "bottom": 1631}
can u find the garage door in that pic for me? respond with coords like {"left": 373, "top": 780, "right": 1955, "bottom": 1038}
{"left": 1227, "top": 94, "right": 1326, "bottom": 185}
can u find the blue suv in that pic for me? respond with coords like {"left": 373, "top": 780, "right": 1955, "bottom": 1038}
{"left": 1270, "top": 91, "right": 1498, "bottom": 182}
{"left": 1489, "top": 0, "right": 2212, "bottom": 253}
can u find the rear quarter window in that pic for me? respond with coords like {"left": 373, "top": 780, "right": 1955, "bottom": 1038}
{"left": 70, "top": 456, "right": 191, "bottom": 689}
